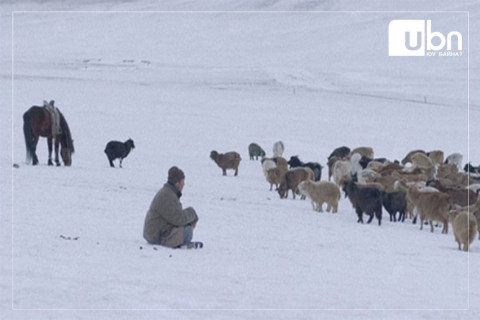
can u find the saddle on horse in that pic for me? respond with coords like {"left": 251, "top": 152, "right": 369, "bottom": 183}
{"left": 43, "top": 100, "right": 61, "bottom": 135}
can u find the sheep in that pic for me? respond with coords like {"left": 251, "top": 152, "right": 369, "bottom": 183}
{"left": 287, "top": 155, "right": 323, "bottom": 181}
{"left": 401, "top": 149, "right": 426, "bottom": 165}
{"left": 210, "top": 150, "right": 241, "bottom": 176}
{"left": 462, "top": 198, "right": 480, "bottom": 240}
{"left": 342, "top": 179, "right": 383, "bottom": 225}
{"left": 391, "top": 169, "right": 428, "bottom": 184}
{"left": 298, "top": 180, "right": 341, "bottom": 213}
{"left": 266, "top": 167, "right": 286, "bottom": 191}
{"left": 411, "top": 152, "right": 434, "bottom": 169}
{"left": 277, "top": 167, "right": 311, "bottom": 199}
{"left": 262, "top": 157, "right": 289, "bottom": 188}
{"left": 349, "top": 146, "right": 374, "bottom": 159}
{"left": 382, "top": 190, "right": 407, "bottom": 222}
{"left": 365, "top": 160, "right": 387, "bottom": 172}
{"left": 350, "top": 153, "right": 363, "bottom": 177}
{"left": 332, "top": 159, "right": 353, "bottom": 187}
{"left": 445, "top": 153, "right": 463, "bottom": 171}
{"left": 467, "top": 183, "right": 480, "bottom": 194}
{"left": 261, "top": 157, "right": 277, "bottom": 179}
{"left": 368, "top": 174, "right": 398, "bottom": 192}
{"left": 449, "top": 210, "right": 477, "bottom": 251}
{"left": 357, "top": 168, "right": 380, "bottom": 185}
{"left": 248, "top": 143, "right": 266, "bottom": 160}
{"left": 377, "top": 163, "right": 405, "bottom": 176}
{"left": 327, "top": 156, "right": 338, "bottom": 181}
{"left": 397, "top": 181, "right": 451, "bottom": 233}
{"left": 426, "top": 179, "right": 478, "bottom": 207}
{"left": 351, "top": 172, "right": 383, "bottom": 189}
{"left": 437, "top": 163, "right": 459, "bottom": 179}
{"left": 427, "top": 150, "right": 444, "bottom": 166}
{"left": 327, "top": 146, "right": 350, "bottom": 160}
{"left": 273, "top": 156, "right": 289, "bottom": 172}
{"left": 104, "top": 139, "right": 135, "bottom": 168}
{"left": 272, "top": 141, "right": 284, "bottom": 158}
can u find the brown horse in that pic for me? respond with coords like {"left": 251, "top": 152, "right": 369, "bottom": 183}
{"left": 23, "top": 104, "right": 74, "bottom": 166}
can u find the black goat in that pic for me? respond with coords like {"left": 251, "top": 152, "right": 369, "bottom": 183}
{"left": 381, "top": 190, "right": 407, "bottom": 222}
{"left": 358, "top": 156, "right": 389, "bottom": 169}
{"left": 342, "top": 180, "right": 383, "bottom": 225}
{"left": 287, "top": 155, "right": 323, "bottom": 181}
{"left": 328, "top": 146, "right": 350, "bottom": 160}
{"left": 104, "top": 139, "right": 135, "bottom": 168}
{"left": 464, "top": 162, "right": 479, "bottom": 174}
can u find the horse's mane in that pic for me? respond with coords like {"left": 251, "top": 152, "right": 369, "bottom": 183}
{"left": 59, "top": 111, "right": 74, "bottom": 153}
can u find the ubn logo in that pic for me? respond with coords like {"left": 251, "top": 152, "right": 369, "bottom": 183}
{"left": 388, "top": 20, "right": 463, "bottom": 56}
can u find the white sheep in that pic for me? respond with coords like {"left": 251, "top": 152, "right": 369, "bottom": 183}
{"left": 298, "top": 180, "right": 341, "bottom": 213}
{"left": 449, "top": 210, "right": 477, "bottom": 251}
{"left": 272, "top": 141, "right": 285, "bottom": 158}
{"left": 261, "top": 157, "right": 276, "bottom": 180}
{"left": 332, "top": 159, "right": 353, "bottom": 187}
{"left": 411, "top": 152, "right": 434, "bottom": 169}
{"left": 445, "top": 153, "right": 463, "bottom": 171}
{"left": 349, "top": 146, "right": 374, "bottom": 159}
{"left": 358, "top": 168, "right": 379, "bottom": 184}
{"left": 350, "top": 153, "right": 363, "bottom": 177}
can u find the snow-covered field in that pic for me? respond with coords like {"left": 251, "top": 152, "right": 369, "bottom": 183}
{"left": 1, "top": 1, "right": 480, "bottom": 319}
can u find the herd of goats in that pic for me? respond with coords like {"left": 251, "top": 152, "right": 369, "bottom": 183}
{"left": 209, "top": 141, "right": 480, "bottom": 252}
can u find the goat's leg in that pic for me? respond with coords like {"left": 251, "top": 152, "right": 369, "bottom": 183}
{"left": 366, "top": 213, "right": 374, "bottom": 224}
{"left": 376, "top": 209, "right": 382, "bottom": 226}
{"left": 356, "top": 208, "right": 363, "bottom": 223}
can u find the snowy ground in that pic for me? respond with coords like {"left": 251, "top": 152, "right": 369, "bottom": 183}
{"left": 1, "top": 1, "right": 480, "bottom": 319}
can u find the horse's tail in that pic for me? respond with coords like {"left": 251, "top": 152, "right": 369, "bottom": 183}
{"left": 23, "top": 111, "right": 34, "bottom": 164}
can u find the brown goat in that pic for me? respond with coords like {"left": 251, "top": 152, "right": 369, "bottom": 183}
{"left": 210, "top": 150, "right": 241, "bottom": 176}
{"left": 449, "top": 210, "right": 477, "bottom": 251}
{"left": 277, "top": 167, "right": 311, "bottom": 199}
{"left": 427, "top": 179, "right": 478, "bottom": 207}
{"left": 266, "top": 167, "right": 287, "bottom": 191}
{"left": 399, "top": 182, "right": 451, "bottom": 234}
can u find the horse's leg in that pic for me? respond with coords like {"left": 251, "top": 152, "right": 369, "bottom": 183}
{"left": 31, "top": 136, "right": 39, "bottom": 165}
{"left": 54, "top": 137, "right": 61, "bottom": 166}
{"left": 47, "top": 137, "right": 54, "bottom": 166}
